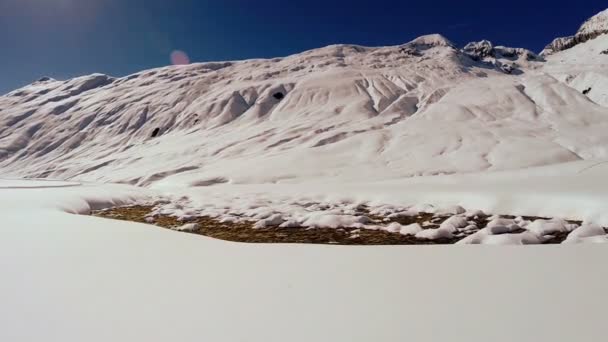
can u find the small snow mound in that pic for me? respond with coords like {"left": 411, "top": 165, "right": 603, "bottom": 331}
{"left": 219, "top": 216, "right": 238, "bottom": 224}
{"left": 436, "top": 205, "right": 466, "bottom": 216}
{"left": 400, "top": 223, "right": 423, "bottom": 236}
{"left": 409, "top": 203, "right": 436, "bottom": 214}
{"left": 254, "top": 214, "right": 285, "bottom": 228}
{"left": 486, "top": 218, "right": 516, "bottom": 228}
{"left": 487, "top": 224, "right": 520, "bottom": 235}
{"left": 385, "top": 222, "right": 402, "bottom": 233}
{"left": 279, "top": 220, "right": 302, "bottom": 228}
{"left": 462, "top": 224, "right": 478, "bottom": 232}
{"left": 439, "top": 215, "right": 469, "bottom": 232}
{"left": 481, "top": 231, "right": 541, "bottom": 245}
{"left": 562, "top": 235, "right": 608, "bottom": 244}
{"left": 415, "top": 227, "right": 454, "bottom": 240}
{"left": 526, "top": 219, "right": 577, "bottom": 237}
{"left": 174, "top": 223, "right": 199, "bottom": 232}
{"left": 565, "top": 223, "right": 606, "bottom": 242}
{"left": 466, "top": 209, "right": 486, "bottom": 218}
{"left": 457, "top": 229, "right": 541, "bottom": 245}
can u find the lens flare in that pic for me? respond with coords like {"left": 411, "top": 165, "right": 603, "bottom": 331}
{"left": 170, "top": 50, "right": 190, "bottom": 65}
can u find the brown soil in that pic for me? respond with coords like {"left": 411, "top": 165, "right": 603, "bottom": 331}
{"left": 93, "top": 205, "right": 460, "bottom": 245}
{"left": 92, "top": 205, "right": 594, "bottom": 245}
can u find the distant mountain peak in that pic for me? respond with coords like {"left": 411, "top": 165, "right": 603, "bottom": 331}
{"left": 462, "top": 40, "right": 541, "bottom": 74}
{"left": 577, "top": 8, "right": 608, "bottom": 36}
{"left": 541, "top": 8, "right": 608, "bottom": 56}
{"left": 406, "top": 34, "right": 455, "bottom": 49}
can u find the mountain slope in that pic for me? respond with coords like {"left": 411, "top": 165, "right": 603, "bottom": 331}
{"left": 541, "top": 8, "right": 608, "bottom": 56}
{"left": 1, "top": 12, "right": 608, "bottom": 188}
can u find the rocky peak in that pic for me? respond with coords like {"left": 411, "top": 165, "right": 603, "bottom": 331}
{"left": 541, "top": 8, "right": 608, "bottom": 56}
{"left": 463, "top": 40, "right": 494, "bottom": 60}
{"left": 462, "top": 40, "right": 541, "bottom": 74}
{"left": 463, "top": 40, "right": 540, "bottom": 61}
{"left": 36, "top": 76, "right": 55, "bottom": 83}
{"left": 577, "top": 9, "right": 608, "bottom": 36}
{"left": 406, "top": 34, "right": 455, "bottom": 49}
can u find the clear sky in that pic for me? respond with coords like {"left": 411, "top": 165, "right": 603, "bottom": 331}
{"left": 1, "top": 0, "right": 606, "bottom": 94}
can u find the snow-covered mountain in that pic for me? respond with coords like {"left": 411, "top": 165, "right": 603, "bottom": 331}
{"left": 541, "top": 9, "right": 608, "bottom": 55}
{"left": 1, "top": 10, "right": 608, "bottom": 188}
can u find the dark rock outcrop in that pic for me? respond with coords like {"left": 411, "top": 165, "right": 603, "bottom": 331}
{"left": 36, "top": 77, "right": 54, "bottom": 83}
{"left": 463, "top": 40, "right": 494, "bottom": 60}
{"left": 462, "top": 40, "right": 540, "bottom": 74}
{"left": 463, "top": 40, "right": 540, "bottom": 62}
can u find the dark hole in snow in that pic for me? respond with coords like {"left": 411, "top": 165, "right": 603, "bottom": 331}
{"left": 583, "top": 87, "right": 592, "bottom": 95}
{"left": 272, "top": 92, "right": 285, "bottom": 100}
{"left": 151, "top": 128, "right": 160, "bottom": 138}
{"left": 601, "top": 49, "right": 608, "bottom": 55}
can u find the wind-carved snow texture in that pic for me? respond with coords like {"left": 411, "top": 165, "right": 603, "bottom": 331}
{"left": 1, "top": 10, "right": 608, "bottom": 231}
{"left": 1, "top": 32, "right": 607, "bottom": 184}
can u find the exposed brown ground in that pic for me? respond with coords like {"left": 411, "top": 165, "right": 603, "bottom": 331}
{"left": 92, "top": 205, "right": 582, "bottom": 245}
{"left": 93, "top": 205, "right": 461, "bottom": 245}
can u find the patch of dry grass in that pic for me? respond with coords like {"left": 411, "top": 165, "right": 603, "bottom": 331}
{"left": 93, "top": 205, "right": 460, "bottom": 245}
{"left": 93, "top": 205, "right": 585, "bottom": 245}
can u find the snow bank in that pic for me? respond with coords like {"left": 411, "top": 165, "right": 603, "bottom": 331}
{"left": 2, "top": 180, "right": 608, "bottom": 342}
{"left": 564, "top": 224, "right": 608, "bottom": 244}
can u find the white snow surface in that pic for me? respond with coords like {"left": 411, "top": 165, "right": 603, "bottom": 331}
{"left": 1, "top": 180, "right": 608, "bottom": 341}
{"left": 566, "top": 223, "right": 608, "bottom": 243}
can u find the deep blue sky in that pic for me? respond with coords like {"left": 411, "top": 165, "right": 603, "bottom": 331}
{"left": 1, "top": 0, "right": 606, "bottom": 94}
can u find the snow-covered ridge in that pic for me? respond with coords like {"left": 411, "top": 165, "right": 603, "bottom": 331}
{"left": 578, "top": 8, "right": 608, "bottom": 36}
{"left": 541, "top": 8, "right": 608, "bottom": 55}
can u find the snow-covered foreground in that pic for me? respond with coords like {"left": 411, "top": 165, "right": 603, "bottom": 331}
{"left": 1, "top": 179, "right": 608, "bottom": 342}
